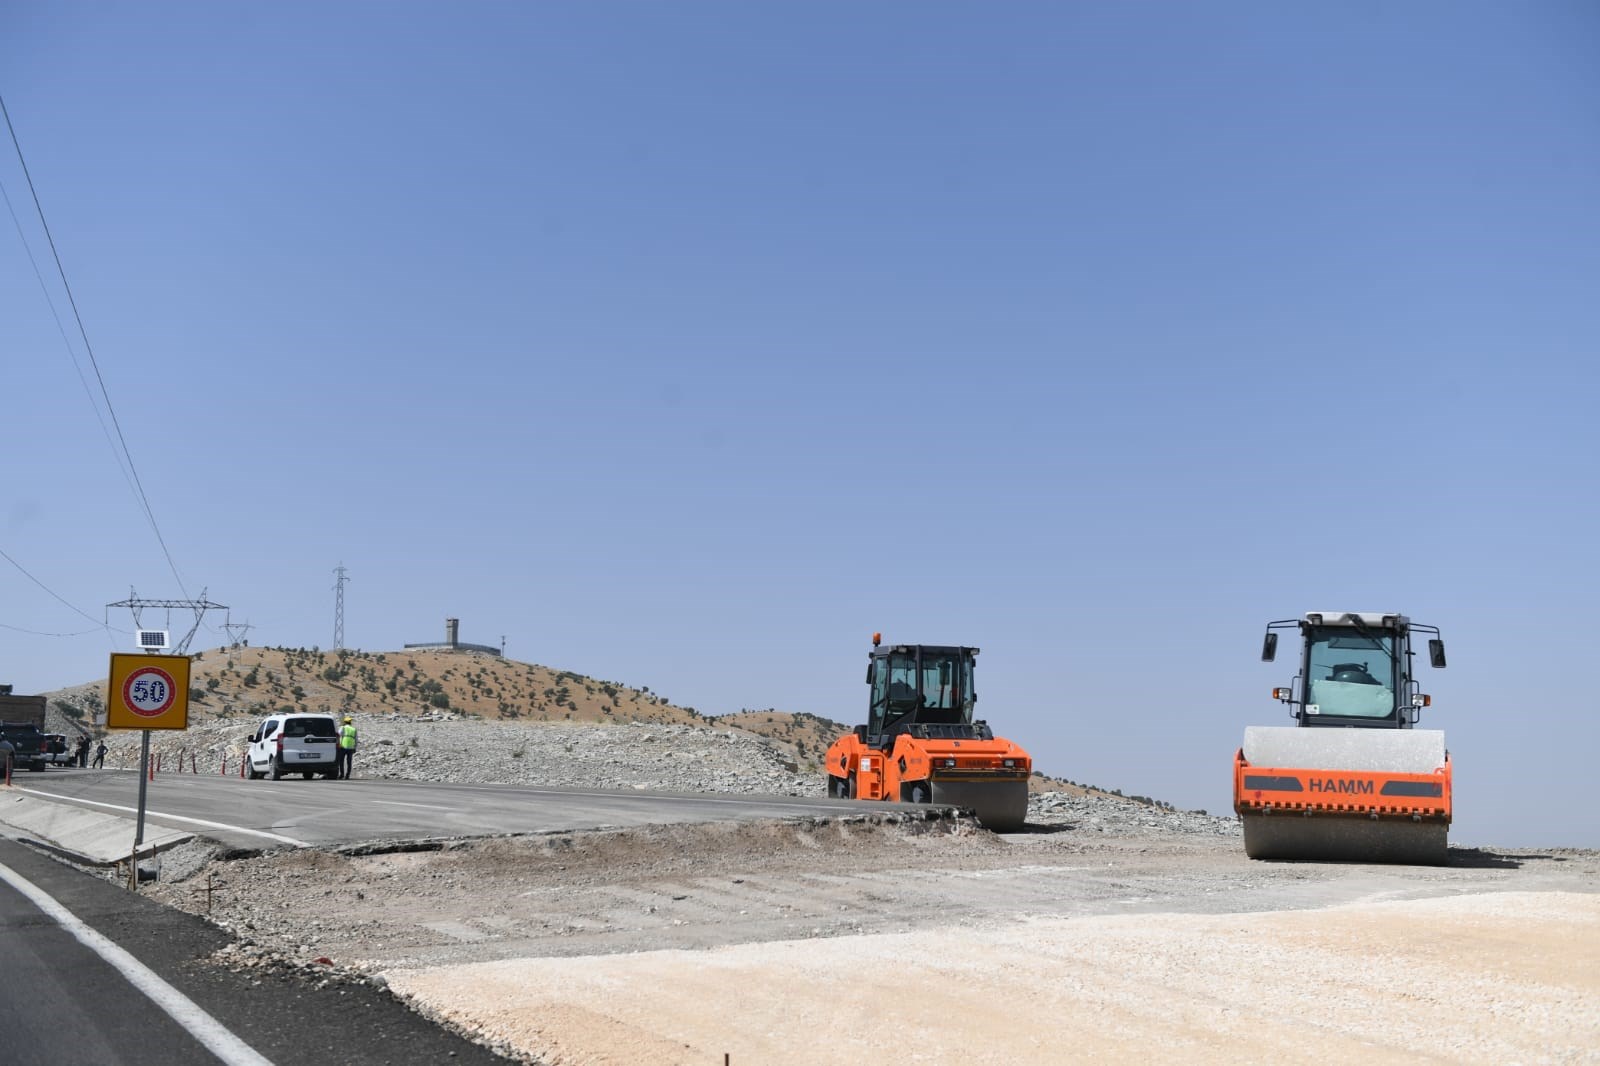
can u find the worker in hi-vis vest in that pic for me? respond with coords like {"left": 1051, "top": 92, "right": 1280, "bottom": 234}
{"left": 337, "top": 715, "right": 358, "bottom": 780}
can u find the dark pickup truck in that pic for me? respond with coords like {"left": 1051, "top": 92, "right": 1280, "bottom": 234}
{"left": 0, "top": 721, "right": 50, "bottom": 772}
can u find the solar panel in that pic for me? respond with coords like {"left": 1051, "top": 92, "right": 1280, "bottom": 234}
{"left": 136, "top": 629, "right": 170, "bottom": 650}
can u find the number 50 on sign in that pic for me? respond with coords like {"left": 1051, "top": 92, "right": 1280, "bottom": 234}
{"left": 107, "top": 653, "right": 191, "bottom": 730}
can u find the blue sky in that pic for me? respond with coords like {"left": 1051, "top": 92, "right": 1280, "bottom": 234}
{"left": 3, "top": 3, "right": 1596, "bottom": 847}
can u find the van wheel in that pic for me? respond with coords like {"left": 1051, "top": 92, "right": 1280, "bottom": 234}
{"left": 247, "top": 761, "right": 263, "bottom": 780}
{"left": 270, "top": 760, "right": 284, "bottom": 781}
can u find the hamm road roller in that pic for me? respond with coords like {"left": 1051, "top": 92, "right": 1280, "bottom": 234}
{"left": 1235, "top": 612, "right": 1450, "bottom": 864}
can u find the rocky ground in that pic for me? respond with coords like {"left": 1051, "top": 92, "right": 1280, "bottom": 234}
{"left": 98, "top": 715, "right": 817, "bottom": 797}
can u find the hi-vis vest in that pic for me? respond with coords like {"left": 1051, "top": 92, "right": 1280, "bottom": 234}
{"left": 339, "top": 724, "right": 358, "bottom": 751}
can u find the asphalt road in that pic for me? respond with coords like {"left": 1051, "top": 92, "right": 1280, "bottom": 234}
{"left": 0, "top": 838, "right": 512, "bottom": 1066}
{"left": 0, "top": 770, "right": 887, "bottom": 1063}
{"left": 0, "top": 852, "right": 222, "bottom": 1065}
{"left": 14, "top": 768, "right": 879, "bottom": 852}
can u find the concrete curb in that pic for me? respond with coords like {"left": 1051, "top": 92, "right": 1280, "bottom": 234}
{"left": 0, "top": 790, "right": 192, "bottom": 865}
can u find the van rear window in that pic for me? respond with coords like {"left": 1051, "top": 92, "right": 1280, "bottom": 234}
{"left": 283, "top": 718, "right": 337, "bottom": 738}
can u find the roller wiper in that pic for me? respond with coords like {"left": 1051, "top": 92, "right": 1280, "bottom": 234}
{"left": 1344, "top": 614, "right": 1398, "bottom": 672}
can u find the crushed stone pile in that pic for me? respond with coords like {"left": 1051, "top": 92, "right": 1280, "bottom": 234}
{"left": 1027, "top": 790, "right": 1240, "bottom": 837}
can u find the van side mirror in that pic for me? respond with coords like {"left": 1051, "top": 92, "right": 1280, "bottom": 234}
{"left": 1428, "top": 639, "right": 1447, "bottom": 668}
{"left": 1261, "top": 632, "right": 1278, "bottom": 662}
{"left": 247, "top": 731, "right": 258, "bottom": 743}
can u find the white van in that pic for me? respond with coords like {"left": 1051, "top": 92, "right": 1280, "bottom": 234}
{"left": 246, "top": 713, "right": 340, "bottom": 780}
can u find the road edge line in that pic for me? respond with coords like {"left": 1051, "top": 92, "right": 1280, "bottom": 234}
{"left": 13, "top": 787, "right": 308, "bottom": 848}
{"left": 0, "top": 858, "right": 275, "bottom": 1066}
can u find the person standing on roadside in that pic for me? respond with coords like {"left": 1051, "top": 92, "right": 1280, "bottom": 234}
{"left": 76, "top": 735, "right": 91, "bottom": 768}
{"left": 0, "top": 733, "right": 14, "bottom": 780}
{"left": 93, "top": 740, "right": 107, "bottom": 769}
{"left": 337, "top": 715, "right": 358, "bottom": 779}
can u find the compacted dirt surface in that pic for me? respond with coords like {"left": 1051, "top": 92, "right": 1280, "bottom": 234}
{"left": 139, "top": 808, "right": 1600, "bottom": 1065}
{"left": 40, "top": 665, "right": 1599, "bottom": 1062}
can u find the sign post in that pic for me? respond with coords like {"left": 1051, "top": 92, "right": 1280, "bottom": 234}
{"left": 106, "top": 653, "right": 190, "bottom": 886}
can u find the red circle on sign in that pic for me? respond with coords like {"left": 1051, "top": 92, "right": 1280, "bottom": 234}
{"left": 123, "top": 667, "right": 177, "bottom": 717}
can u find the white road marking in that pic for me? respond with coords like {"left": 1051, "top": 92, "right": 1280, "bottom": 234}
{"left": 14, "top": 788, "right": 308, "bottom": 848}
{"left": 427, "top": 782, "right": 848, "bottom": 810}
{"left": 372, "top": 800, "right": 462, "bottom": 812}
{"left": 0, "top": 859, "right": 275, "bottom": 1066}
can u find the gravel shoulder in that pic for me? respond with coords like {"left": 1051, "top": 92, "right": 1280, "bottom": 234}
{"left": 109, "top": 717, "right": 1600, "bottom": 1064}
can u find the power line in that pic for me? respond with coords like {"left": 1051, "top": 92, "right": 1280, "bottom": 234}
{"left": 0, "top": 544, "right": 111, "bottom": 627}
{"left": 1, "top": 173, "right": 143, "bottom": 505}
{"left": 0, "top": 92, "right": 188, "bottom": 597}
{"left": 0, "top": 622, "right": 106, "bottom": 637}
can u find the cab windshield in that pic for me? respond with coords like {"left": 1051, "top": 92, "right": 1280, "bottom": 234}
{"left": 1305, "top": 626, "right": 1398, "bottom": 719}
{"left": 870, "top": 650, "right": 975, "bottom": 733}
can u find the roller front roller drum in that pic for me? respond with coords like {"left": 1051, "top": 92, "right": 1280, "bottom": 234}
{"left": 1240, "top": 812, "right": 1448, "bottom": 864}
{"left": 930, "top": 778, "right": 1030, "bottom": 832}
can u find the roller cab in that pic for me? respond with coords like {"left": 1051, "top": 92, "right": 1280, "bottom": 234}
{"left": 825, "top": 638, "right": 1031, "bottom": 831}
{"left": 1236, "top": 613, "right": 1451, "bottom": 864}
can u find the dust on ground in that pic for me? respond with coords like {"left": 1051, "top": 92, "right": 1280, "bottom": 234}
{"left": 143, "top": 816, "right": 1600, "bottom": 1064}
{"left": 393, "top": 890, "right": 1600, "bottom": 1066}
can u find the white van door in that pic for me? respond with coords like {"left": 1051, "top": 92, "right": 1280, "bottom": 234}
{"left": 251, "top": 718, "right": 280, "bottom": 774}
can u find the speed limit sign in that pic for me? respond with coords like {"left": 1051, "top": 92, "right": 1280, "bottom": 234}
{"left": 107, "top": 653, "right": 191, "bottom": 730}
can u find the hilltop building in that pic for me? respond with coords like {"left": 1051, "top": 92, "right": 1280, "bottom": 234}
{"left": 404, "top": 617, "right": 502, "bottom": 656}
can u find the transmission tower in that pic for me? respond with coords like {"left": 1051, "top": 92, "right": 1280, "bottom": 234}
{"left": 106, "top": 587, "right": 227, "bottom": 655}
{"left": 332, "top": 564, "right": 349, "bottom": 650}
{"left": 222, "top": 612, "right": 254, "bottom": 649}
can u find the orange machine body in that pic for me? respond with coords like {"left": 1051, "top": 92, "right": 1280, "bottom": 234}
{"left": 826, "top": 730, "right": 1031, "bottom": 803}
{"left": 1232, "top": 747, "right": 1452, "bottom": 825}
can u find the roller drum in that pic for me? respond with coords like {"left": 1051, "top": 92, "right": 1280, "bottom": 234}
{"left": 1241, "top": 814, "right": 1448, "bottom": 864}
{"left": 931, "top": 779, "right": 1029, "bottom": 832}
{"left": 1239, "top": 726, "right": 1450, "bottom": 865}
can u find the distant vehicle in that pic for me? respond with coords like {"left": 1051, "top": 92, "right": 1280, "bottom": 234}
{"left": 0, "top": 723, "right": 50, "bottom": 772}
{"left": 42, "top": 733, "right": 74, "bottom": 767}
{"left": 0, "top": 692, "right": 47, "bottom": 730}
{"left": 246, "top": 713, "right": 339, "bottom": 780}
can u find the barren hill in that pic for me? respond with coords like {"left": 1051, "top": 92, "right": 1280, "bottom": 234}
{"left": 41, "top": 644, "right": 1129, "bottom": 801}
{"left": 42, "top": 645, "right": 849, "bottom": 776}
